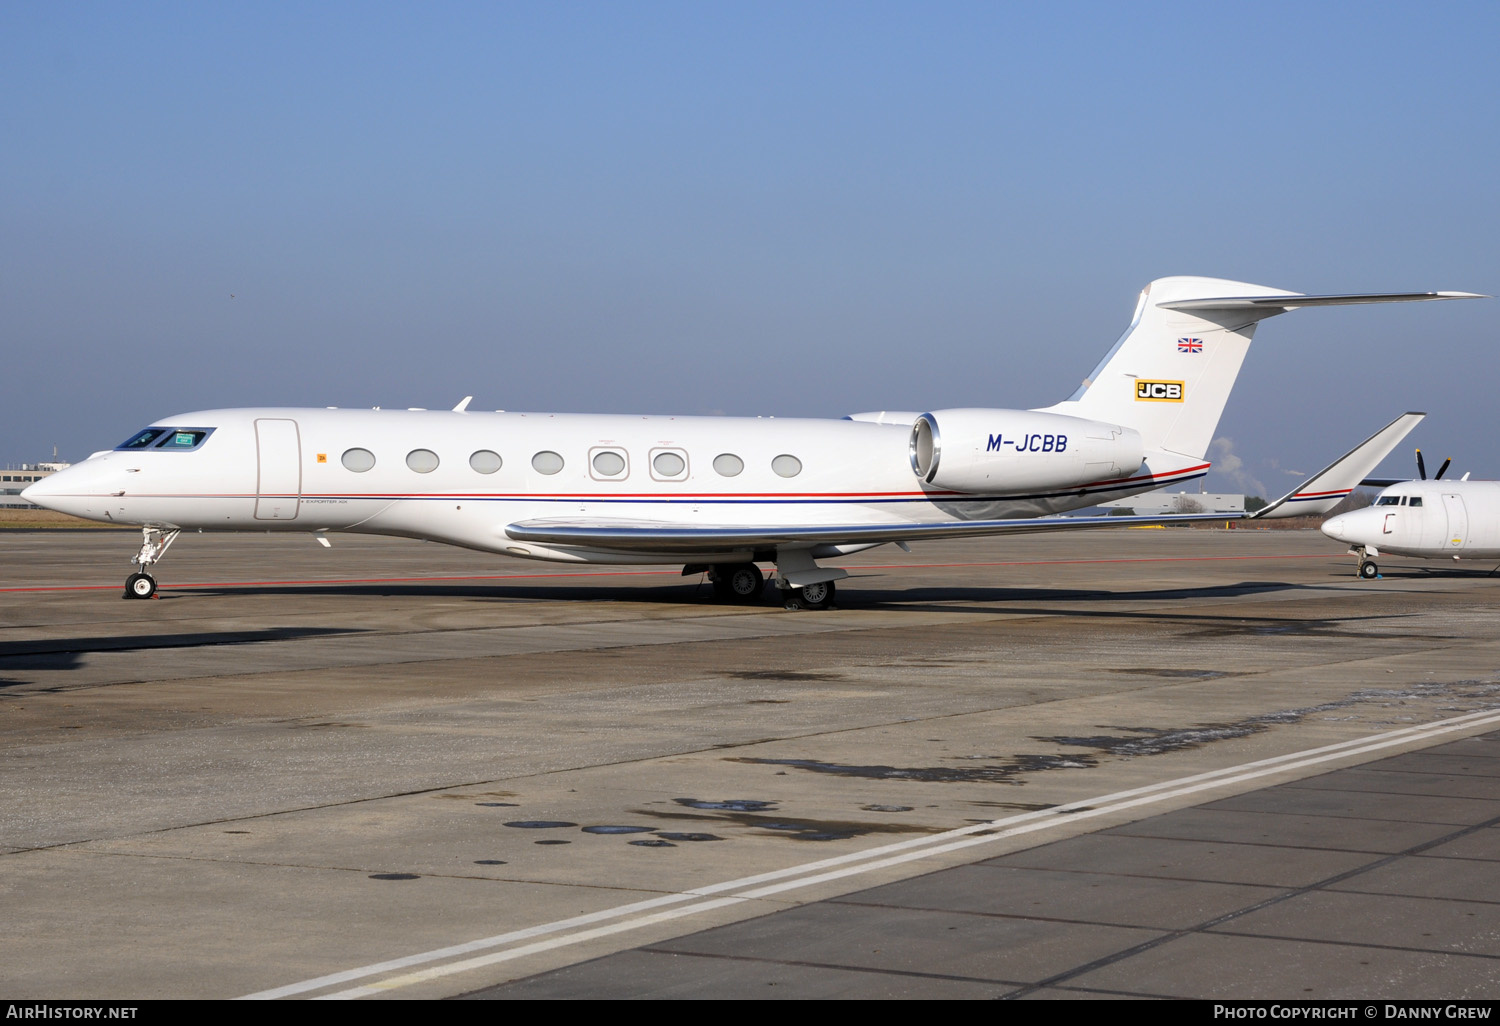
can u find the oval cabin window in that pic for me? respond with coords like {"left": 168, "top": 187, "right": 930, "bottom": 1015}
{"left": 406, "top": 449, "right": 440, "bottom": 473}
{"left": 469, "top": 450, "right": 502, "bottom": 474}
{"left": 341, "top": 448, "right": 376, "bottom": 472}
{"left": 771, "top": 454, "right": 802, "bottom": 478}
{"left": 532, "top": 451, "right": 565, "bottom": 475}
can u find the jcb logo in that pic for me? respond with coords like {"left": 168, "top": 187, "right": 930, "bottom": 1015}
{"left": 1135, "top": 380, "right": 1184, "bottom": 402}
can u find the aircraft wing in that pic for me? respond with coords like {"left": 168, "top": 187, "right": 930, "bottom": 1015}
{"left": 503, "top": 511, "right": 1245, "bottom": 553}
{"left": 1253, "top": 411, "right": 1425, "bottom": 519}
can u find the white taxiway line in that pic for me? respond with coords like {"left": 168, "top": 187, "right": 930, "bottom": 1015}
{"left": 240, "top": 706, "right": 1500, "bottom": 1000}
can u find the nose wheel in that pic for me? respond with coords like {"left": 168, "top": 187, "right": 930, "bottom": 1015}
{"left": 123, "top": 527, "right": 179, "bottom": 600}
{"left": 124, "top": 572, "right": 158, "bottom": 599}
{"left": 1358, "top": 560, "right": 1380, "bottom": 579}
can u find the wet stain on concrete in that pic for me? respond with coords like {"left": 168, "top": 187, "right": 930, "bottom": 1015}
{"left": 646, "top": 804, "right": 933, "bottom": 842}
{"left": 438, "top": 790, "right": 519, "bottom": 801}
{"left": 733, "top": 754, "right": 1097, "bottom": 784}
{"left": 289, "top": 721, "right": 368, "bottom": 730}
{"left": 581, "top": 825, "right": 656, "bottom": 835}
{"left": 504, "top": 820, "right": 577, "bottom": 829}
{"left": 966, "top": 801, "right": 1058, "bottom": 812}
{"left": 861, "top": 805, "right": 913, "bottom": 812}
{"left": 369, "top": 873, "right": 420, "bottom": 880}
{"left": 476, "top": 802, "right": 520, "bottom": 807}
{"left": 674, "top": 799, "right": 777, "bottom": 812}
{"left": 1038, "top": 678, "right": 1500, "bottom": 759}
{"left": 474, "top": 859, "right": 507, "bottom": 865}
{"left": 631, "top": 839, "right": 677, "bottom": 847}
{"left": 729, "top": 671, "right": 843, "bottom": 682}
{"left": 534, "top": 839, "right": 570, "bottom": 845}
{"left": 654, "top": 832, "right": 721, "bottom": 842}
{"left": 1037, "top": 723, "right": 1265, "bottom": 757}
{"left": 1116, "top": 668, "right": 1231, "bottom": 680}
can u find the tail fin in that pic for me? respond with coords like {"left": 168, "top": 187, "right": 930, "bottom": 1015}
{"left": 1038, "top": 276, "right": 1480, "bottom": 461}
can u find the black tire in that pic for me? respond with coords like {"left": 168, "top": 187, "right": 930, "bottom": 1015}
{"left": 723, "top": 563, "right": 765, "bottom": 603}
{"left": 125, "top": 572, "right": 157, "bottom": 599}
{"left": 1358, "top": 561, "right": 1379, "bottom": 580}
{"left": 791, "top": 579, "right": 835, "bottom": 610}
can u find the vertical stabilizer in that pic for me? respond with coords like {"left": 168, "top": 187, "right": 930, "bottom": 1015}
{"left": 1037, "top": 276, "right": 1294, "bottom": 460}
{"left": 1038, "top": 277, "right": 1481, "bottom": 461}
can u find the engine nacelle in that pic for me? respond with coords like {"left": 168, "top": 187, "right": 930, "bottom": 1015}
{"left": 909, "top": 409, "right": 1145, "bottom": 493}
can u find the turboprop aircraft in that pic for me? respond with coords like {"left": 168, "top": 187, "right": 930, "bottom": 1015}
{"left": 1322, "top": 449, "right": 1500, "bottom": 579}
{"left": 23, "top": 276, "right": 1480, "bottom": 607}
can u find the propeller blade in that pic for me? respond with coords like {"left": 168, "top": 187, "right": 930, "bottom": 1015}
{"left": 1416, "top": 449, "right": 1427, "bottom": 480}
{"left": 1436, "top": 458, "right": 1451, "bottom": 480}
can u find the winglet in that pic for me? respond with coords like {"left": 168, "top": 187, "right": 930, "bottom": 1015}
{"left": 453, "top": 396, "right": 473, "bottom": 412}
{"left": 1253, "top": 412, "right": 1425, "bottom": 519}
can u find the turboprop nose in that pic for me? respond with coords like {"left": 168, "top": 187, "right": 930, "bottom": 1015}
{"left": 1321, "top": 513, "right": 1348, "bottom": 541}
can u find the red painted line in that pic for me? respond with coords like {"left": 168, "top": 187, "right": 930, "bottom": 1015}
{"left": 0, "top": 553, "right": 1336, "bottom": 594}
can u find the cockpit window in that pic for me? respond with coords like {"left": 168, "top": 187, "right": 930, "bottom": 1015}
{"left": 117, "top": 428, "right": 168, "bottom": 449}
{"left": 115, "top": 427, "right": 215, "bottom": 452}
{"left": 1408, "top": 496, "right": 1423, "bottom": 507}
{"left": 1376, "top": 495, "right": 1401, "bottom": 506}
{"left": 157, "top": 429, "right": 213, "bottom": 450}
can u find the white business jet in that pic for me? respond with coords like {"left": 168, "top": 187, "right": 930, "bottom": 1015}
{"left": 23, "top": 276, "right": 1480, "bottom": 607}
{"left": 1322, "top": 450, "right": 1500, "bottom": 578}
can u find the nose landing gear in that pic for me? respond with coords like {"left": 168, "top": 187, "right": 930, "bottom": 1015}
{"left": 1352, "top": 545, "right": 1381, "bottom": 580}
{"left": 123, "top": 527, "right": 180, "bottom": 600}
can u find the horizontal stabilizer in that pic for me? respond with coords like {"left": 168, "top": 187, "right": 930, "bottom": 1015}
{"left": 1253, "top": 412, "right": 1425, "bottom": 520}
{"left": 1160, "top": 291, "right": 1485, "bottom": 315}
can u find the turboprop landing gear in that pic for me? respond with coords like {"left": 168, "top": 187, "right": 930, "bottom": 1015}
{"left": 1351, "top": 545, "right": 1380, "bottom": 580}
{"left": 123, "top": 527, "right": 180, "bottom": 600}
{"left": 710, "top": 562, "right": 766, "bottom": 603}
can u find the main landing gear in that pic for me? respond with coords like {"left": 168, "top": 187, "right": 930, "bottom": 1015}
{"left": 123, "top": 527, "right": 180, "bottom": 600}
{"left": 695, "top": 555, "right": 845, "bottom": 611}
{"left": 708, "top": 562, "right": 766, "bottom": 603}
{"left": 782, "top": 578, "right": 836, "bottom": 611}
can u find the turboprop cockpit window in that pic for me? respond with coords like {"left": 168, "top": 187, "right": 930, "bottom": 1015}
{"left": 1408, "top": 497, "right": 1423, "bottom": 507}
{"left": 1376, "top": 496, "right": 1402, "bottom": 506}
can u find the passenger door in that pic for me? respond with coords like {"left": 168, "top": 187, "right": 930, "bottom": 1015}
{"left": 254, "top": 418, "right": 301, "bottom": 521}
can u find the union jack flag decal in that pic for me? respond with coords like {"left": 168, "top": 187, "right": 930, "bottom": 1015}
{"left": 1178, "top": 337, "right": 1203, "bottom": 353}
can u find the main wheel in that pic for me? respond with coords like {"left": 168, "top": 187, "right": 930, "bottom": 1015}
{"left": 722, "top": 563, "right": 765, "bottom": 603}
{"left": 124, "top": 572, "right": 157, "bottom": 599}
{"left": 1358, "top": 561, "right": 1379, "bottom": 580}
{"left": 787, "top": 579, "right": 836, "bottom": 611}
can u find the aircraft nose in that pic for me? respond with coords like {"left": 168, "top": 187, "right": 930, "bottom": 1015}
{"left": 20, "top": 461, "right": 111, "bottom": 518}
{"left": 1321, "top": 514, "right": 1347, "bottom": 541}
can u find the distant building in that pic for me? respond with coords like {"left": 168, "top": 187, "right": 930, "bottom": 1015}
{"left": 1097, "top": 489, "right": 1246, "bottom": 515}
{"left": 1, "top": 462, "right": 70, "bottom": 508}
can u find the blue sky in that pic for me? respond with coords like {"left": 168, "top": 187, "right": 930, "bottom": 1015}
{"left": 4, "top": 1, "right": 1496, "bottom": 495}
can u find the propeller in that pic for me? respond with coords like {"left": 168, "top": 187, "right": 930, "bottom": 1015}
{"left": 1415, "top": 449, "right": 1451, "bottom": 480}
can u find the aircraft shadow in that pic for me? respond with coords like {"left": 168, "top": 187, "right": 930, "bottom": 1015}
{"left": 0, "top": 626, "right": 363, "bottom": 685}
